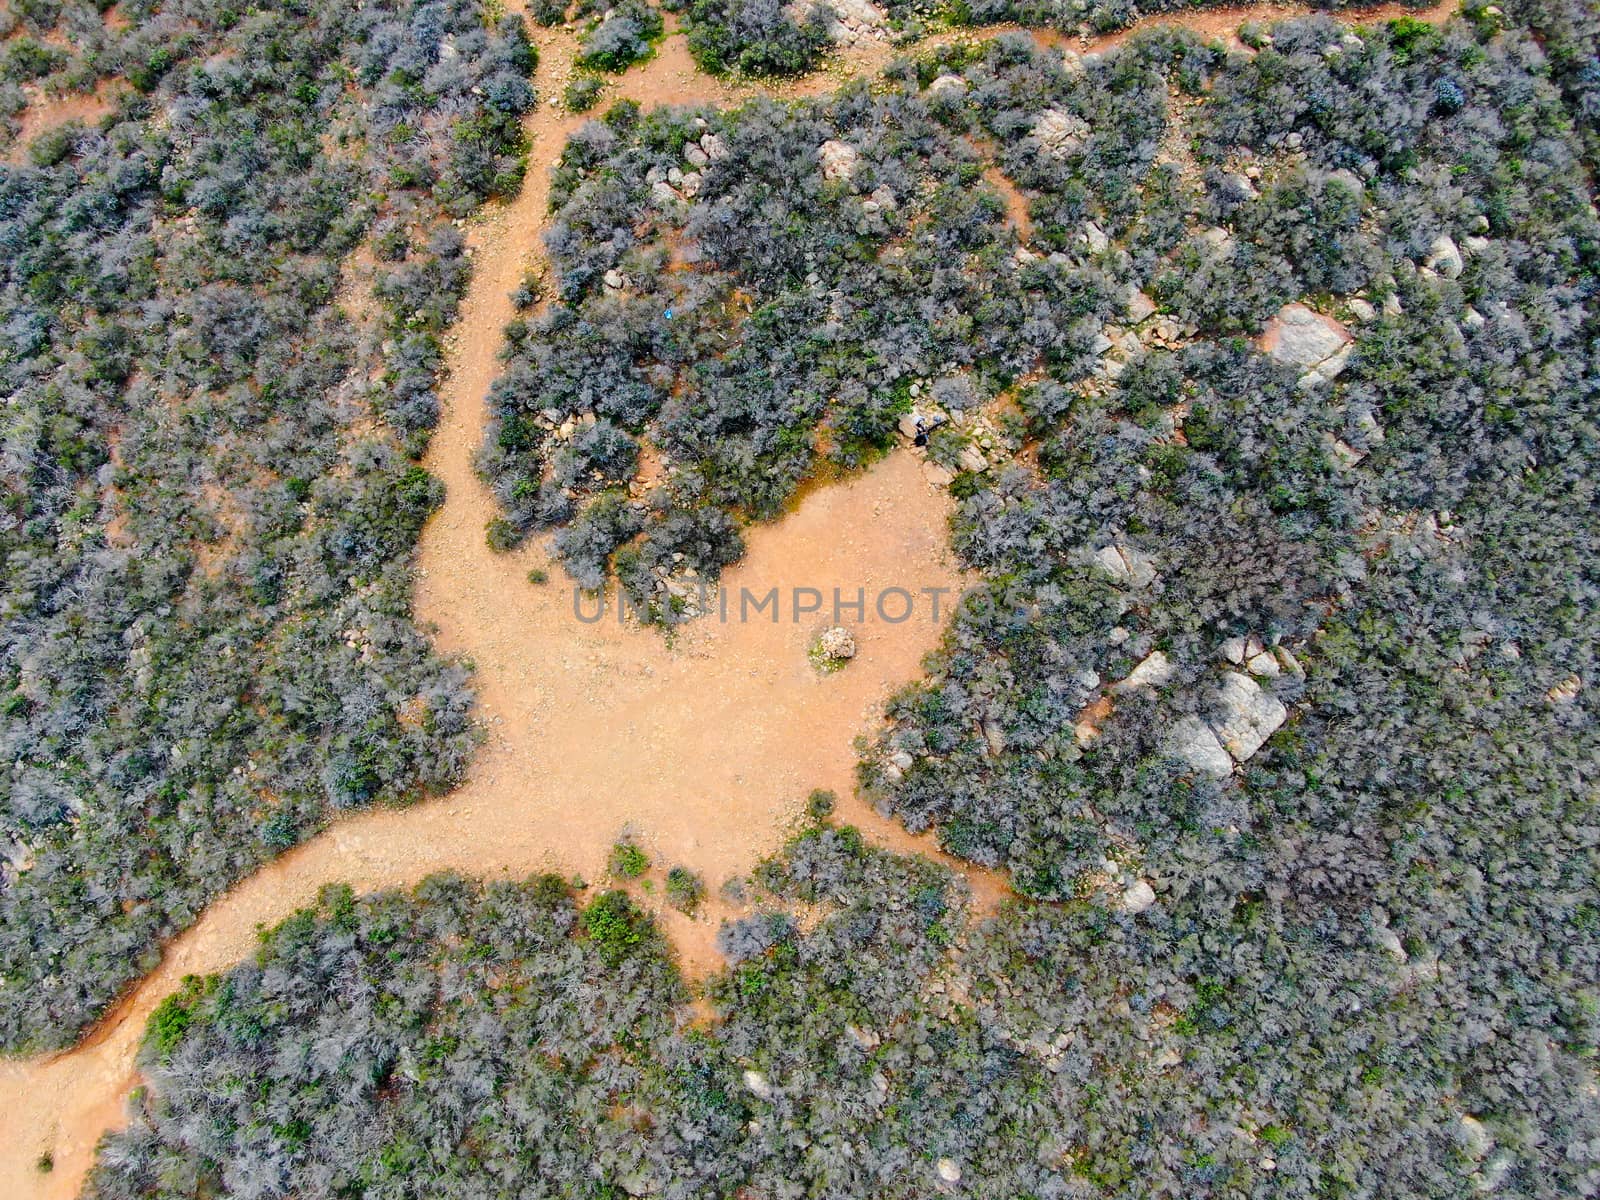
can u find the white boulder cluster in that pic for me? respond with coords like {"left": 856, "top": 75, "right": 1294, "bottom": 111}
{"left": 891, "top": 377, "right": 1003, "bottom": 485}
{"left": 647, "top": 122, "right": 730, "bottom": 208}
{"left": 787, "top": 0, "right": 888, "bottom": 44}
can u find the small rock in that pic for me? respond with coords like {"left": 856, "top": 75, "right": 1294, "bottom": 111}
{"left": 1372, "top": 923, "right": 1407, "bottom": 961}
{"left": 1328, "top": 436, "right": 1365, "bottom": 469}
{"left": 1127, "top": 290, "right": 1157, "bottom": 323}
{"left": 1456, "top": 1114, "right": 1493, "bottom": 1161}
{"left": 1224, "top": 170, "right": 1260, "bottom": 201}
{"left": 928, "top": 74, "right": 968, "bottom": 101}
{"left": 700, "top": 132, "right": 730, "bottom": 162}
{"left": 936, "top": 1158, "right": 962, "bottom": 1184}
{"left": 1547, "top": 674, "right": 1582, "bottom": 704}
{"left": 845, "top": 1023, "right": 880, "bottom": 1050}
{"left": 1093, "top": 544, "right": 1156, "bottom": 589}
{"left": 1347, "top": 297, "right": 1376, "bottom": 323}
{"left": 1121, "top": 879, "right": 1157, "bottom": 914}
{"left": 683, "top": 142, "right": 709, "bottom": 168}
{"left": 1221, "top": 636, "right": 1248, "bottom": 665}
{"left": 743, "top": 1070, "right": 773, "bottom": 1100}
{"left": 1113, "top": 650, "right": 1174, "bottom": 694}
{"left": 602, "top": 268, "right": 625, "bottom": 290}
{"left": 1082, "top": 221, "right": 1109, "bottom": 254}
{"left": 1246, "top": 651, "right": 1281, "bottom": 677}
{"left": 958, "top": 446, "right": 988, "bottom": 473}
{"left": 1425, "top": 234, "right": 1464, "bottom": 279}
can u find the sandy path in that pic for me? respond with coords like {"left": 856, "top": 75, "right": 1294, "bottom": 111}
{"left": 0, "top": 4, "right": 1454, "bottom": 1197}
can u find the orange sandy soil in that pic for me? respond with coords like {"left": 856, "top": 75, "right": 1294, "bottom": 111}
{"left": 0, "top": 4, "right": 1453, "bottom": 1197}
{"left": 4, "top": 88, "right": 118, "bottom": 164}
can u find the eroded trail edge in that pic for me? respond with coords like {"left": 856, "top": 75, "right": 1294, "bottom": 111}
{"left": 0, "top": 5, "right": 1454, "bottom": 1198}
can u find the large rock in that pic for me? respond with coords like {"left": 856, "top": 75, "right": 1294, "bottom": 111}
{"left": 1093, "top": 543, "right": 1156, "bottom": 588}
{"left": 1209, "top": 672, "right": 1287, "bottom": 762}
{"left": 1167, "top": 716, "right": 1232, "bottom": 778}
{"left": 1031, "top": 108, "right": 1090, "bottom": 158}
{"left": 818, "top": 140, "right": 859, "bottom": 183}
{"left": 1127, "top": 289, "right": 1157, "bottom": 323}
{"left": 1260, "top": 302, "right": 1353, "bottom": 388}
{"left": 1262, "top": 302, "right": 1350, "bottom": 368}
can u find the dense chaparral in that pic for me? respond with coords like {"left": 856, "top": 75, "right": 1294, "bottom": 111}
{"left": 0, "top": 0, "right": 1595, "bottom": 1195}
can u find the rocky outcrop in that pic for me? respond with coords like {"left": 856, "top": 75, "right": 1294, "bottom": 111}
{"left": 790, "top": 0, "right": 887, "bottom": 45}
{"left": 1167, "top": 671, "right": 1288, "bottom": 777}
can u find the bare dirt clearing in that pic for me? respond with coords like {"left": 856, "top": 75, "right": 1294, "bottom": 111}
{"left": 0, "top": 4, "right": 1453, "bottom": 1196}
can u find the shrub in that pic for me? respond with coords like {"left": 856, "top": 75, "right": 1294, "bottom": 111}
{"left": 665, "top": 865, "right": 705, "bottom": 913}
{"left": 609, "top": 839, "right": 651, "bottom": 878}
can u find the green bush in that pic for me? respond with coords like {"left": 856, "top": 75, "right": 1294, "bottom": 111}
{"left": 609, "top": 839, "right": 650, "bottom": 878}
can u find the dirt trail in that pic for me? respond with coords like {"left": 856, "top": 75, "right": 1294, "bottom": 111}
{"left": 0, "top": 5, "right": 1453, "bottom": 1197}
